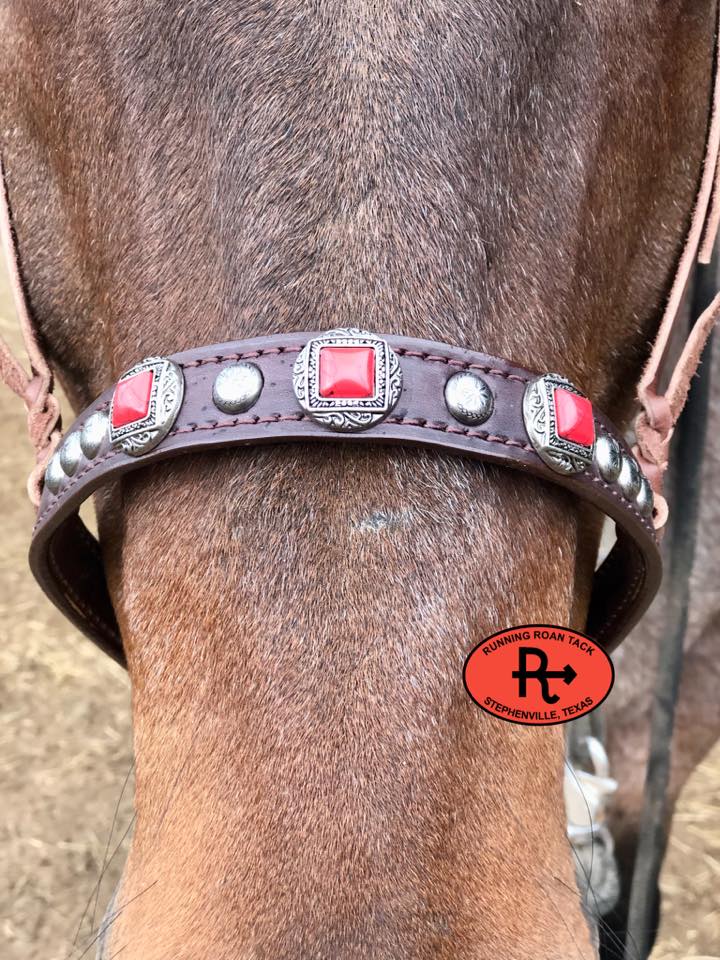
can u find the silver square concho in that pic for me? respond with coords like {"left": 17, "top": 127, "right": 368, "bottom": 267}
{"left": 522, "top": 374, "right": 595, "bottom": 475}
{"left": 109, "top": 356, "right": 185, "bottom": 456}
{"left": 293, "top": 328, "right": 403, "bottom": 432}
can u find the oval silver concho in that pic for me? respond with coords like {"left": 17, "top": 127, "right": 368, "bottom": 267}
{"left": 636, "top": 476, "right": 654, "bottom": 518}
{"left": 80, "top": 410, "right": 110, "bottom": 460}
{"left": 594, "top": 434, "right": 622, "bottom": 483}
{"left": 109, "top": 357, "right": 185, "bottom": 456}
{"left": 292, "top": 328, "right": 403, "bottom": 433}
{"left": 59, "top": 431, "right": 84, "bottom": 476}
{"left": 44, "top": 452, "right": 66, "bottom": 495}
{"left": 618, "top": 454, "right": 642, "bottom": 501}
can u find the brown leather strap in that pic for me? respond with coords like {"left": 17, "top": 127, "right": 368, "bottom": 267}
{"left": 30, "top": 333, "right": 662, "bottom": 665}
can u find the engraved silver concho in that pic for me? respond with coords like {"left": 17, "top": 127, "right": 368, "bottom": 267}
{"left": 109, "top": 356, "right": 185, "bottom": 456}
{"left": 292, "top": 328, "right": 403, "bottom": 432}
{"left": 523, "top": 374, "right": 595, "bottom": 475}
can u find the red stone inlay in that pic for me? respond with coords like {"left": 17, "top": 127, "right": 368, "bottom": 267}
{"left": 554, "top": 387, "right": 595, "bottom": 447}
{"left": 318, "top": 346, "right": 376, "bottom": 399}
{"left": 111, "top": 369, "right": 155, "bottom": 428}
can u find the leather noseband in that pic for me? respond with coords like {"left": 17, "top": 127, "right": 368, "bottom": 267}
{"left": 32, "top": 329, "right": 661, "bottom": 666}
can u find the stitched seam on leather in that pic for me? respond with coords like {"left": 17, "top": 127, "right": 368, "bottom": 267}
{"left": 584, "top": 473, "right": 653, "bottom": 531}
{"left": 47, "top": 531, "right": 118, "bottom": 642}
{"left": 35, "top": 414, "right": 537, "bottom": 524}
{"left": 179, "top": 346, "right": 303, "bottom": 368}
{"left": 394, "top": 348, "right": 529, "bottom": 382}
{"left": 175, "top": 345, "right": 528, "bottom": 380}
{"left": 384, "top": 416, "right": 533, "bottom": 450}
{"left": 81, "top": 348, "right": 528, "bottom": 423}
{"left": 36, "top": 418, "right": 651, "bottom": 533}
{"left": 172, "top": 412, "right": 307, "bottom": 435}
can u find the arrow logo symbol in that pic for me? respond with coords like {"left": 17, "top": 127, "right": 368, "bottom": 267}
{"left": 511, "top": 647, "right": 578, "bottom": 704}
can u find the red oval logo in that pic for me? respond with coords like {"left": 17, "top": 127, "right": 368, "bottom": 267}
{"left": 463, "top": 624, "right": 614, "bottom": 726}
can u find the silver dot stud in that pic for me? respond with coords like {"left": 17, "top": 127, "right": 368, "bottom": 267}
{"left": 44, "top": 453, "right": 65, "bottom": 495}
{"left": 59, "top": 431, "right": 83, "bottom": 476}
{"left": 618, "top": 454, "right": 642, "bottom": 501}
{"left": 80, "top": 410, "right": 109, "bottom": 460}
{"left": 212, "top": 362, "right": 264, "bottom": 415}
{"left": 595, "top": 435, "right": 622, "bottom": 483}
{"left": 444, "top": 372, "right": 494, "bottom": 426}
{"left": 636, "top": 476, "right": 654, "bottom": 518}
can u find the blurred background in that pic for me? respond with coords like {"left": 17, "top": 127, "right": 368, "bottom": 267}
{"left": 1, "top": 267, "right": 133, "bottom": 960}
{"left": 1, "top": 263, "right": 718, "bottom": 960}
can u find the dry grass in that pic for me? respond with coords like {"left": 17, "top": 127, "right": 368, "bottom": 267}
{"left": 652, "top": 751, "right": 720, "bottom": 960}
{"left": 0, "top": 266, "right": 718, "bottom": 959}
{"left": 0, "top": 278, "right": 133, "bottom": 960}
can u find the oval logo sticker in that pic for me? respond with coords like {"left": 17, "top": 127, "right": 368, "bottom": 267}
{"left": 463, "top": 625, "right": 614, "bottom": 726}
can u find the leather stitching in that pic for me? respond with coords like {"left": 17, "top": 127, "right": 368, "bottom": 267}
{"left": 34, "top": 414, "right": 538, "bottom": 524}
{"left": 173, "top": 412, "right": 306, "bottom": 434}
{"left": 34, "top": 415, "right": 655, "bottom": 532}
{"left": 179, "top": 346, "right": 302, "bottom": 368}
{"left": 384, "top": 416, "right": 534, "bottom": 450}
{"left": 394, "top": 348, "right": 530, "bottom": 382}
{"left": 584, "top": 472, "right": 653, "bottom": 531}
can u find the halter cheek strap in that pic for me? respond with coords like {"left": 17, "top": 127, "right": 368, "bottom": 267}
{"left": 634, "top": 21, "right": 720, "bottom": 520}
{"left": 0, "top": 161, "right": 62, "bottom": 505}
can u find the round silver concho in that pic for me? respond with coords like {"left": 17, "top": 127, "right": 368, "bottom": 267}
{"left": 523, "top": 374, "right": 595, "bottom": 475}
{"left": 59, "top": 431, "right": 84, "bottom": 477}
{"left": 618, "top": 454, "right": 642, "bottom": 501}
{"left": 444, "top": 372, "right": 494, "bottom": 426}
{"left": 109, "top": 357, "right": 185, "bottom": 456}
{"left": 594, "top": 434, "right": 622, "bottom": 483}
{"left": 636, "top": 476, "right": 654, "bottom": 518}
{"left": 44, "top": 452, "right": 66, "bottom": 495}
{"left": 80, "top": 410, "right": 110, "bottom": 460}
{"left": 292, "top": 328, "right": 403, "bottom": 433}
{"left": 212, "top": 362, "right": 264, "bottom": 414}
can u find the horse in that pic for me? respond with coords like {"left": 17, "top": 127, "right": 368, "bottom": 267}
{"left": 1, "top": 1, "right": 718, "bottom": 958}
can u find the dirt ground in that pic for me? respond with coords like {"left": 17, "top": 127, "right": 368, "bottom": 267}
{"left": 1, "top": 267, "right": 718, "bottom": 960}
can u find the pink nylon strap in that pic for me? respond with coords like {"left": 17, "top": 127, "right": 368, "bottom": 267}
{"left": 634, "top": 8, "right": 720, "bottom": 527}
{"left": 0, "top": 160, "right": 61, "bottom": 505}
